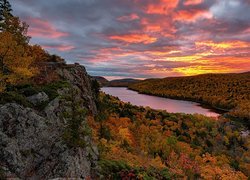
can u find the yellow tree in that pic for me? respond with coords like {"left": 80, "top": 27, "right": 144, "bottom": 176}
{"left": 0, "top": 31, "right": 36, "bottom": 92}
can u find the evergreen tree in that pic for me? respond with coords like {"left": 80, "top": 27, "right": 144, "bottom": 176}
{"left": 0, "top": 0, "right": 30, "bottom": 44}
{"left": 0, "top": 0, "right": 12, "bottom": 30}
{"left": 62, "top": 88, "right": 90, "bottom": 148}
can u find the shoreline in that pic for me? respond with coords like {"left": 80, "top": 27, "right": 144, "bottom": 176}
{"left": 101, "top": 86, "right": 227, "bottom": 115}
{"left": 126, "top": 87, "right": 230, "bottom": 114}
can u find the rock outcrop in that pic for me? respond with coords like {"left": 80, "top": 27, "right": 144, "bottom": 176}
{"left": 27, "top": 92, "right": 49, "bottom": 105}
{"left": 57, "top": 64, "right": 98, "bottom": 115}
{"left": 0, "top": 64, "right": 99, "bottom": 179}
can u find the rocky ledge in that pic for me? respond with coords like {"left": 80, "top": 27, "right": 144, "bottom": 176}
{"left": 0, "top": 64, "right": 99, "bottom": 179}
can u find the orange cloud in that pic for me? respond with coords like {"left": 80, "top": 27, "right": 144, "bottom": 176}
{"left": 184, "top": 0, "right": 203, "bottom": 6}
{"left": 27, "top": 18, "right": 69, "bottom": 39}
{"left": 174, "top": 55, "right": 250, "bottom": 76}
{"left": 196, "top": 41, "right": 249, "bottom": 49}
{"left": 174, "top": 9, "right": 212, "bottom": 21}
{"left": 140, "top": 18, "right": 162, "bottom": 32}
{"left": 145, "top": 24, "right": 162, "bottom": 33}
{"left": 93, "top": 47, "right": 135, "bottom": 57}
{"left": 42, "top": 44, "right": 75, "bottom": 51}
{"left": 146, "top": 0, "right": 179, "bottom": 14}
{"left": 174, "top": 65, "right": 230, "bottom": 76}
{"left": 140, "top": 17, "right": 176, "bottom": 36}
{"left": 143, "top": 49, "right": 182, "bottom": 57}
{"left": 109, "top": 34, "right": 157, "bottom": 44}
{"left": 117, "top": 13, "right": 139, "bottom": 21}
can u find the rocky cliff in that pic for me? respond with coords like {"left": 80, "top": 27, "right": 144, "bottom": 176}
{"left": 0, "top": 64, "right": 99, "bottom": 179}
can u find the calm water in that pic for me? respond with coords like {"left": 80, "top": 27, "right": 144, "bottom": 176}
{"left": 101, "top": 87, "right": 221, "bottom": 117}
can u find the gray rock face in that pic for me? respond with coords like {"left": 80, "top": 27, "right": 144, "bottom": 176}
{"left": 0, "top": 101, "right": 98, "bottom": 179}
{"left": 0, "top": 64, "right": 99, "bottom": 179}
{"left": 27, "top": 92, "right": 49, "bottom": 105}
{"left": 57, "top": 64, "right": 98, "bottom": 115}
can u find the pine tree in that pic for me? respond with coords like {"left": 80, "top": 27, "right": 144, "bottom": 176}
{"left": 62, "top": 88, "right": 90, "bottom": 148}
{"left": 0, "top": 0, "right": 29, "bottom": 44}
{"left": 0, "top": 0, "right": 12, "bottom": 30}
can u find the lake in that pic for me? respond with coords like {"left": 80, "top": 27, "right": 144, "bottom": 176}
{"left": 101, "top": 87, "right": 222, "bottom": 118}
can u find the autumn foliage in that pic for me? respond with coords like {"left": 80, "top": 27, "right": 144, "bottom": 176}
{"left": 129, "top": 73, "right": 250, "bottom": 123}
{"left": 0, "top": 32, "right": 36, "bottom": 92}
{"left": 89, "top": 93, "right": 249, "bottom": 179}
{"left": 0, "top": 0, "right": 36, "bottom": 92}
{"left": 0, "top": 0, "right": 67, "bottom": 92}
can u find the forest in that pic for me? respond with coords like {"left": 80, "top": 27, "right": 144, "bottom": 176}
{"left": 0, "top": 0, "right": 67, "bottom": 94}
{"left": 89, "top": 93, "right": 250, "bottom": 179}
{"left": 1, "top": 0, "right": 250, "bottom": 179}
{"left": 129, "top": 73, "right": 250, "bottom": 124}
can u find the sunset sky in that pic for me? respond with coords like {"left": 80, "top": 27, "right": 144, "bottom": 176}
{"left": 10, "top": 0, "right": 250, "bottom": 79}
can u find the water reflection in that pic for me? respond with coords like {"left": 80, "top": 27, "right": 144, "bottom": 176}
{"left": 101, "top": 87, "right": 221, "bottom": 118}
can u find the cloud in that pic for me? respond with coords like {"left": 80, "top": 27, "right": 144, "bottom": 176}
{"left": 174, "top": 9, "right": 212, "bottom": 22}
{"left": 26, "top": 18, "right": 69, "bottom": 39}
{"left": 9, "top": 0, "right": 250, "bottom": 79}
{"left": 42, "top": 44, "right": 75, "bottom": 52}
{"left": 117, "top": 13, "right": 140, "bottom": 21}
{"left": 145, "top": 0, "right": 179, "bottom": 15}
{"left": 184, "top": 0, "right": 203, "bottom": 6}
{"left": 109, "top": 34, "right": 157, "bottom": 44}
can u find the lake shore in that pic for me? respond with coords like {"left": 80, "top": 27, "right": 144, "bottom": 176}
{"left": 127, "top": 87, "right": 229, "bottom": 113}
{"left": 102, "top": 87, "right": 222, "bottom": 117}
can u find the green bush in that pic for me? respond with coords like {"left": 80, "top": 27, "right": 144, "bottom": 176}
{"left": 61, "top": 87, "right": 89, "bottom": 148}
{"left": 42, "top": 81, "right": 69, "bottom": 100}
{"left": 0, "top": 91, "right": 32, "bottom": 107}
{"left": 98, "top": 159, "right": 131, "bottom": 178}
{"left": 160, "top": 168, "right": 171, "bottom": 179}
{"left": 230, "top": 160, "right": 240, "bottom": 171}
{"left": 19, "top": 86, "right": 40, "bottom": 97}
{"left": 99, "top": 125, "right": 112, "bottom": 141}
{"left": 11, "top": 84, "right": 40, "bottom": 96}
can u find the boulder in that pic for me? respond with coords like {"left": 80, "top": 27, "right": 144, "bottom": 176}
{"left": 27, "top": 92, "right": 49, "bottom": 105}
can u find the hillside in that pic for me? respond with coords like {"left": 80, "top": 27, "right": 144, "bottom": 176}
{"left": 129, "top": 72, "right": 250, "bottom": 123}
{"left": 92, "top": 76, "right": 109, "bottom": 86}
{"left": 91, "top": 77, "right": 141, "bottom": 87}
{"left": 88, "top": 93, "right": 250, "bottom": 179}
{"left": 1, "top": 1, "right": 250, "bottom": 179}
{"left": 2, "top": 64, "right": 249, "bottom": 179}
{"left": 108, "top": 78, "right": 141, "bottom": 87}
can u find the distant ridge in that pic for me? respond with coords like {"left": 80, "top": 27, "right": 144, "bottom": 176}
{"left": 91, "top": 77, "right": 141, "bottom": 87}
{"left": 91, "top": 76, "right": 109, "bottom": 86}
{"left": 108, "top": 78, "right": 141, "bottom": 87}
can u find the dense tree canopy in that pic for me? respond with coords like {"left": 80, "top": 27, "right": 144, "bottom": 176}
{"left": 0, "top": 0, "right": 51, "bottom": 92}
{"left": 0, "top": 32, "right": 36, "bottom": 92}
{"left": 89, "top": 93, "right": 250, "bottom": 179}
{"left": 129, "top": 73, "right": 250, "bottom": 122}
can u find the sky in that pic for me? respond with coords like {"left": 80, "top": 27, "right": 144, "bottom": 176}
{"left": 9, "top": 0, "right": 250, "bottom": 79}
